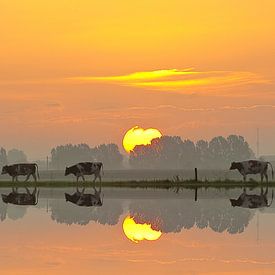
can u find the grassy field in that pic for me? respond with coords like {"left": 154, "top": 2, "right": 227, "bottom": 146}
{"left": 0, "top": 179, "right": 274, "bottom": 189}
{"left": 1, "top": 169, "right": 271, "bottom": 186}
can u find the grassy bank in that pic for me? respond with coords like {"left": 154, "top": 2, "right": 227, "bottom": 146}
{"left": 0, "top": 179, "right": 274, "bottom": 189}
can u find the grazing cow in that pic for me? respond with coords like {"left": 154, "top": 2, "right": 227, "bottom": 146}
{"left": 229, "top": 160, "right": 274, "bottom": 182}
{"left": 1, "top": 187, "right": 39, "bottom": 205}
{"left": 65, "top": 162, "right": 103, "bottom": 182}
{"left": 65, "top": 186, "right": 103, "bottom": 207}
{"left": 1, "top": 163, "right": 40, "bottom": 182}
{"left": 230, "top": 187, "right": 274, "bottom": 208}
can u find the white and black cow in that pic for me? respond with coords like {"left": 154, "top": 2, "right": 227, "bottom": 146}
{"left": 64, "top": 162, "right": 103, "bottom": 182}
{"left": 230, "top": 187, "right": 274, "bottom": 208}
{"left": 65, "top": 186, "right": 103, "bottom": 207}
{"left": 1, "top": 163, "right": 40, "bottom": 182}
{"left": 1, "top": 187, "right": 40, "bottom": 205}
{"left": 229, "top": 160, "right": 274, "bottom": 182}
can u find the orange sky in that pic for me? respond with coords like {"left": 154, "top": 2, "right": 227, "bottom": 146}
{"left": 1, "top": 0, "right": 275, "bottom": 159}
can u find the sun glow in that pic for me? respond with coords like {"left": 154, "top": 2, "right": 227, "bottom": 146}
{"left": 122, "top": 126, "right": 162, "bottom": 153}
{"left": 122, "top": 216, "right": 162, "bottom": 243}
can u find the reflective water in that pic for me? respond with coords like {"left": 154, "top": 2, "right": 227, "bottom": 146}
{"left": 1, "top": 186, "right": 275, "bottom": 275}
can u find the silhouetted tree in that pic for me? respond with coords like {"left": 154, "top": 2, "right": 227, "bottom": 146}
{"left": 7, "top": 149, "right": 27, "bottom": 164}
{"left": 129, "top": 136, "right": 183, "bottom": 169}
{"left": 129, "top": 135, "right": 254, "bottom": 169}
{"left": 227, "top": 135, "right": 254, "bottom": 162}
{"left": 156, "top": 136, "right": 183, "bottom": 168}
{"left": 179, "top": 139, "right": 197, "bottom": 168}
{"left": 208, "top": 136, "right": 230, "bottom": 168}
{"left": 91, "top": 143, "right": 123, "bottom": 169}
{"left": 50, "top": 143, "right": 123, "bottom": 170}
{"left": 51, "top": 143, "right": 92, "bottom": 169}
{"left": 196, "top": 140, "right": 209, "bottom": 168}
{"left": 0, "top": 148, "right": 8, "bottom": 167}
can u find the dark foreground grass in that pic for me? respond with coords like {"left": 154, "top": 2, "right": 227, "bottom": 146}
{"left": 0, "top": 179, "right": 274, "bottom": 189}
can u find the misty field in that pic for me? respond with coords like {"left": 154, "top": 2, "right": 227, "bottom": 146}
{"left": 0, "top": 168, "right": 274, "bottom": 188}
{"left": 1, "top": 168, "right": 269, "bottom": 181}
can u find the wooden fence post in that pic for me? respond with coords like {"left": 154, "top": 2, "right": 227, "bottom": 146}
{"left": 195, "top": 168, "right": 198, "bottom": 182}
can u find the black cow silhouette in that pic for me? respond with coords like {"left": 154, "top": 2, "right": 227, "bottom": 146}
{"left": 65, "top": 186, "right": 103, "bottom": 207}
{"left": 65, "top": 162, "right": 103, "bottom": 182}
{"left": 230, "top": 187, "right": 274, "bottom": 208}
{"left": 1, "top": 187, "right": 39, "bottom": 205}
{"left": 1, "top": 163, "right": 40, "bottom": 182}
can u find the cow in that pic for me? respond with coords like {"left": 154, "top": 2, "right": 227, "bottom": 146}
{"left": 229, "top": 160, "right": 274, "bottom": 182}
{"left": 64, "top": 162, "right": 103, "bottom": 182}
{"left": 1, "top": 187, "right": 40, "bottom": 205}
{"left": 1, "top": 163, "right": 40, "bottom": 182}
{"left": 65, "top": 186, "right": 103, "bottom": 207}
{"left": 230, "top": 187, "right": 274, "bottom": 208}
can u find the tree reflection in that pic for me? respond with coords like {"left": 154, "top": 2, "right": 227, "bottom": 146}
{"left": 50, "top": 196, "right": 123, "bottom": 226}
{"left": 0, "top": 198, "right": 27, "bottom": 221}
{"left": 0, "top": 187, "right": 271, "bottom": 236}
{"left": 128, "top": 198, "right": 255, "bottom": 234}
{"left": 0, "top": 199, "right": 7, "bottom": 221}
{"left": 0, "top": 187, "right": 38, "bottom": 221}
{"left": 49, "top": 192, "right": 256, "bottom": 234}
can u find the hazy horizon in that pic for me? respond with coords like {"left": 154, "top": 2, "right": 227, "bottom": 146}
{"left": 0, "top": 131, "right": 270, "bottom": 161}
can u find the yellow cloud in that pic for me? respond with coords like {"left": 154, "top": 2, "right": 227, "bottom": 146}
{"left": 70, "top": 69, "right": 267, "bottom": 92}
{"left": 71, "top": 68, "right": 196, "bottom": 82}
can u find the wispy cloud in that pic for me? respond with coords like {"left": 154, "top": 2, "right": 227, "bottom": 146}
{"left": 2, "top": 102, "right": 275, "bottom": 127}
{"left": 70, "top": 69, "right": 268, "bottom": 92}
{"left": 126, "top": 257, "right": 275, "bottom": 266}
{"left": 125, "top": 104, "right": 275, "bottom": 112}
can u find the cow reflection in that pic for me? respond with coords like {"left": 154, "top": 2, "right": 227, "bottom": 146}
{"left": 230, "top": 187, "right": 274, "bottom": 209}
{"left": 65, "top": 186, "right": 103, "bottom": 207}
{"left": 1, "top": 187, "right": 39, "bottom": 205}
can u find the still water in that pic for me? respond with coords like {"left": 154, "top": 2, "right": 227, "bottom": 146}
{"left": 0, "top": 186, "right": 275, "bottom": 275}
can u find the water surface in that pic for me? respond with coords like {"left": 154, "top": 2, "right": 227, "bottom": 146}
{"left": 0, "top": 186, "right": 275, "bottom": 275}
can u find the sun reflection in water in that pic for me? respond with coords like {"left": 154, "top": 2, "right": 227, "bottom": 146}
{"left": 122, "top": 216, "right": 162, "bottom": 243}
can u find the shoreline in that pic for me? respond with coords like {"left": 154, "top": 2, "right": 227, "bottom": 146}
{"left": 0, "top": 180, "right": 273, "bottom": 188}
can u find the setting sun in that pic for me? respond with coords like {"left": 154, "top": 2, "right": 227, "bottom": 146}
{"left": 122, "top": 126, "right": 162, "bottom": 153}
{"left": 122, "top": 216, "right": 162, "bottom": 243}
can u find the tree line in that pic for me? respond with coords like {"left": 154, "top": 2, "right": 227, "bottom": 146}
{"left": 50, "top": 143, "right": 124, "bottom": 169}
{"left": 0, "top": 148, "right": 27, "bottom": 167}
{"left": 0, "top": 134, "right": 254, "bottom": 170}
{"left": 129, "top": 135, "right": 254, "bottom": 169}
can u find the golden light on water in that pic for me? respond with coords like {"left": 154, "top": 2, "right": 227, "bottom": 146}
{"left": 122, "top": 126, "right": 162, "bottom": 153}
{"left": 122, "top": 216, "right": 162, "bottom": 243}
